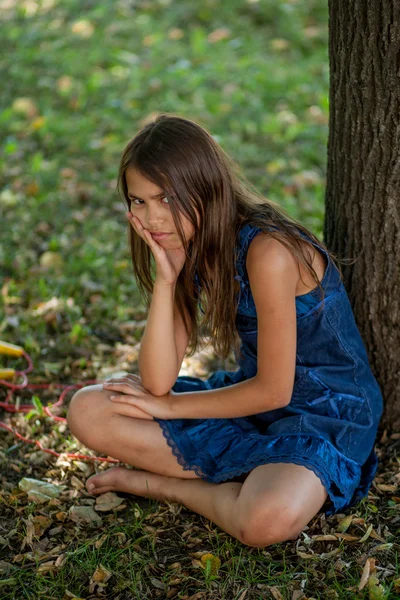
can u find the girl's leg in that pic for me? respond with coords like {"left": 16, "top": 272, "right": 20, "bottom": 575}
{"left": 84, "top": 462, "right": 327, "bottom": 547}
{"left": 67, "top": 384, "right": 203, "bottom": 478}
{"left": 168, "top": 462, "right": 328, "bottom": 546}
{"left": 67, "top": 385, "right": 328, "bottom": 547}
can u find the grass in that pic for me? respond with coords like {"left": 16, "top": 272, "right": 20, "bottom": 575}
{"left": 0, "top": 0, "right": 399, "bottom": 598}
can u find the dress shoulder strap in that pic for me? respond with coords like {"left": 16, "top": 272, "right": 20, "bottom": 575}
{"left": 235, "top": 223, "right": 271, "bottom": 284}
{"left": 235, "top": 222, "right": 340, "bottom": 292}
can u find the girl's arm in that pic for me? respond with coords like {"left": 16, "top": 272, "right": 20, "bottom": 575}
{"left": 168, "top": 235, "right": 299, "bottom": 418}
{"left": 138, "top": 282, "right": 190, "bottom": 396}
{"left": 126, "top": 212, "right": 189, "bottom": 397}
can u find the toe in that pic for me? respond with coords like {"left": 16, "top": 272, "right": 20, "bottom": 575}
{"left": 86, "top": 481, "right": 96, "bottom": 494}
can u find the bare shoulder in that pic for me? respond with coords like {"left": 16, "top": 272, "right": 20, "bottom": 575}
{"left": 246, "top": 233, "right": 299, "bottom": 291}
{"left": 246, "top": 232, "right": 326, "bottom": 296}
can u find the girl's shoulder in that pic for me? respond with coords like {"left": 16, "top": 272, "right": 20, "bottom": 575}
{"left": 235, "top": 221, "right": 341, "bottom": 300}
{"left": 236, "top": 222, "right": 280, "bottom": 263}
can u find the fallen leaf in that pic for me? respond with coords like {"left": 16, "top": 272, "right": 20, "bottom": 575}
{"left": 370, "top": 543, "right": 393, "bottom": 553}
{"left": 92, "top": 564, "right": 112, "bottom": 583}
{"left": 32, "top": 516, "right": 52, "bottom": 537}
{"left": 376, "top": 484, "right": 398, "bottom": 492}
{"left": 358, "top": 524, "right": 373, "bottom": 543}
{"left": 335, "top": 533, "right": 360, "bottom": 541}
{"left": 200, "top": 553, "right": 221, "bottom": 576}
{"left": 368, "top": 574, "right": 386, "bottom": 599}
{"left": 68, "top": 506, "right": 103, "bottom": 526}
{"left": 336, "top": 514, "right": 353, "bottom": 532}
{"left": 150, "top": 577, "right": 165, "bottom": 590}
{"left": 94, "top": 491, "right": 125, "bottom": 512}
{"left": 269, "top": 587, "right": 285, "bottom": 600}
{"left": 19, "top": 478, "right": 66, "bottom": 503}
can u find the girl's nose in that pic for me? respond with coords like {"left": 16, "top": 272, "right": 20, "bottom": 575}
{"left": 146, "top": 208, "right": 165, "bottom": 227}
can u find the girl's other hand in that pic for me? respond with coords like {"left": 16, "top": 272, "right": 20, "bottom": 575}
{"left": 103, "top": 374, "right": 154, "bottom": 420}
{"left": 127, "top": 212, "right": 186, "bottom": 287}
{"left": 102, "top": 373, "right": 174, "bottom": 420}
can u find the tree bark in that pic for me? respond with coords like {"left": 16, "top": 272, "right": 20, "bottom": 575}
{"left": 324, "top": 1, "right": 400, "bottom": 430}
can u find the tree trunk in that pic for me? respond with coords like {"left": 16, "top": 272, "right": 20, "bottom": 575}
{"left": 324, "top": 1, "right": 400, "bottom": 430}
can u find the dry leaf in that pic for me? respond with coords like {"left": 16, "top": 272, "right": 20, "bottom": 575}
{"left": 370, "top": 543, "right": 393, "bottom": 553}
{"left": 296, "top": 550, "right": 317, "bottom": 560}
{"left": 63, "top": 590, "right": 85, "bottom": 600}
{"left": 336, "top": 515, "right": 353, "bottom": 532}
{"left": 68, "top": 506, "right": 103, "bottom": 526}
{"left": 368, "top": 574, "right": 386, "bottom": 599}
{"left": 200, "top": 553, "right": 221, "bottom": 575}
{"left": 92, "top": 564, "right": 112, "bottom": 583}
{"left": 335, "top": 533, "right": 360, "bottom": 541}
{"left": 269, "top": 587, "right": 285, "bottom": 600}
{"left": 359, "top": 559, "right": 372, "bottom": 591}
{"left": 37, "top": 561, "right": 58, "bottom": 574}
{"left": 376, "top": 484, "right": 398, "bottom": 492}
{"left": 21, "top": 518, "right": 35, "bottom": 550}
{"left": 369, "top": 529, "right": 386, "bottom": 542}
{"left": 32, "top": 516, "right": 52, "bottom": 537}
{"left": 358, "top": 524, "right": 373, "bottom": 543}
{"left": 94, "top": 491, "right": 125, "bottom": 511}
{"left": 94, "top": 534, "right": 108, "bottom": 549}
{"left": 150, "top": 577, "right": 165, "bottom": 590}
{"left": 19, "top": 478, "right": 66, "bottom": 502}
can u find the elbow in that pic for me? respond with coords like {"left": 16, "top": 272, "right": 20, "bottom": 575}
{"left": 148, "top": 386, "right": 172, "bottom": 397}
{"left": 254, "top": 378, "right": 292, "bottom": 410}
{"left": 279, "top": 395, "right": 291, "bottom": 408}
{"left": 274, "top": 387, "right": 292, "bottom": 409}
{"left": 141, "top": 380, "right": 172, "bottom": 397}
{"left": 139, "top": 366, "right": 175, "bottom": 396}
{"left": 139, "top": 372, "right": 174, "bottom": 397}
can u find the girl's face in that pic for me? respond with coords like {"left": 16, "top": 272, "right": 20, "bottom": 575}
{"left": 125, "top": 168, "right": 195, "bottom": 248}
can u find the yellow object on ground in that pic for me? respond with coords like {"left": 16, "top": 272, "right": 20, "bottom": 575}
{"left": 0, "top": 340, "right": 24, "bottom": 379}
{"left": 0, "top": 341, "right": 24, "bottom": 357}
{"left": 0, "top": 368, "right": 16, "bottom": 379}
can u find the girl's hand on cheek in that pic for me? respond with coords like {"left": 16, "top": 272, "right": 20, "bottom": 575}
{"left": 126, "top": 212, "right": 186, "bottom": 287}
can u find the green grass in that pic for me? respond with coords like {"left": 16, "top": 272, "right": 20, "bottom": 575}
{"left": 1, "top": 1, "right": 399, "bottom": 599}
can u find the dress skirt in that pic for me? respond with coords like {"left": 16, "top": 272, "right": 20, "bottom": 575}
{"left": 153, "top": 368, "right": 379, "bottom": 517}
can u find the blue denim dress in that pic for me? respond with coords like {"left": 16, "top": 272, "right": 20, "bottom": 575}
{"left": 154, "top": 223, "right": 383, "bottom": 516}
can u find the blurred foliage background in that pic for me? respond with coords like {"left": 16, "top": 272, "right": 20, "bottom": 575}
{"left": 0, "top": 0, "right": 329, "bottom": 378}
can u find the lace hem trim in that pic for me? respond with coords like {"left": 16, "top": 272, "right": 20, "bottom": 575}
{"left": 154, "top": 419, "right": 377, "bottom": 517}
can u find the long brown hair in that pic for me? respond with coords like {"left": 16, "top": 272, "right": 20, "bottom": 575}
{"left": 117, "top": 113, "right": 342, "bottom": 358}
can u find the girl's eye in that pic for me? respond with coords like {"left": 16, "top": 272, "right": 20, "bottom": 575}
{"left": 130, "top": 197, "right": 170, "bottom": 205}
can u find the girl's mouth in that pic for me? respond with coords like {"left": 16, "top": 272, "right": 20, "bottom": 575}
{"left": 150, "top": 232, "right": 172, "bottom": 241}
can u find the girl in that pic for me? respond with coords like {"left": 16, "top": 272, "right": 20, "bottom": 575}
{"left": 67, "top": 114, "right": 383, "bottom": 548}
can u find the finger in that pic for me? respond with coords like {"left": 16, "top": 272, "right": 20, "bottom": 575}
{"left": 125, "top": 374, "right": 143, "bottom": 384}
{"left": 103, "top": 383, "right": 141, "bottom": 395}
{"left": 111, "top": 402, "right": 154, "bottom": 420}
{"left": 127, "top": 214, "right": 149, "bottom": 244}
{"left": 104, "top": 376, "right": 140, "bottom": 384}
{"left": 103, "top": 375, "right": 141, "bottom": 385}
{"left": 108, "top": 394, "right": 130, "bottom": 402}
{"left": 128, "top": 214, "right": 147, "bottom": 240}
{"left": 130, "top": 216, "right": 165, "bottom": 255}
{"left": 103, "top": 378, "right": 143, "bottom": 390}
{"left": 110, "top": 394, "right": 147, "bottom": 408}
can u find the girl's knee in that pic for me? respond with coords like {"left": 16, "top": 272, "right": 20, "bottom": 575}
{"left": 67, "top": 385, "right": 110, "bottom": 444}
{"left": 237, "top": 503, "right": 303, "bottom": 548}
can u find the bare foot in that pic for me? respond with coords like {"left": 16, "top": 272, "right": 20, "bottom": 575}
{"left": 85, "top": 466, "right": 172, "bottom": 501}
